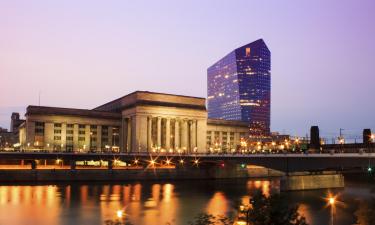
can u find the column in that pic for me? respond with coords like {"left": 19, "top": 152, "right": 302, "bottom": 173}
{"left": 138, "top": 115, "right": 148, "bottom": 152}
{"left": 174, "top": 119, "right": 180, "bottom": 149}
{"left": 181, "top": 120, "right": 188, "bottom": 151}
{"left": 190, "top": 120, "right": 196, "bottom": 151}
{"left": 157, "top": 117, "right": 161, "bottom": 149}
{"left": 165, "top": 118, "right": 171, "bottom": 150}
{"left": 147, "top": 117, "right": 152, "bottom": 151}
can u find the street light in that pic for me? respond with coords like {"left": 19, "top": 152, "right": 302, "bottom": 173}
{"left": 116, "top": 210, "right": 123, "bottom": 219}
{"left": 339, "top": 137, "right": 345, "bottom": 153}
{"left": 329, "top": 197, "right": 335, "bottom": 205}
{"left": 327, "top": 195, "right": 336, "bottom": 225}
{"left": 271, "top": 141, "right": 276, "bottom": 152}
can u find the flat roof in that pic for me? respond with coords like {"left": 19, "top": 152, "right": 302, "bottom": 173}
{"left": 26, "top": 106, "right": 121, "bottom": 120}
{"left": 94, "top": 90, "right": 206, "bottom": 112}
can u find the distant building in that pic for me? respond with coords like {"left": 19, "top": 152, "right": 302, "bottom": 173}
{"left": 11, "top": 112, "right": 25, "bottom": 132}
{"left": 207, "top": 39, "right": 271, "bottom": 137}
{"left": 18, "top": 91, "right": 248, "bottom": 153}
{"left": 0, "top": 127, "right": 16, "bottom": 150}
{"left": 10, "top": 112, "right": 25, "bottom": 138}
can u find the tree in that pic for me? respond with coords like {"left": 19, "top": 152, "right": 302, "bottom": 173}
{"left": 188, "top": 213, "right": 232, "bottom": 225}
{"left": 247, "top": 191, "right": 308, "bottom": 225}
{"left": 355, "top": 198, "right": 375, "bottom": 225}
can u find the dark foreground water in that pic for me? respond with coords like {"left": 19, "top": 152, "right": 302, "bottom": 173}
{"left": 0, "top": 178, "right": 374, "bottom": 225}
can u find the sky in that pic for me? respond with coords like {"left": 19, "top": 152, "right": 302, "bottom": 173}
{"left": 0, "top": 0, "right": 374, "bottom": 139}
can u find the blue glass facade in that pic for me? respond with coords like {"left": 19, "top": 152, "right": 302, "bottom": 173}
{"left": 207, "top": 39, "right": 271, "bottom": 137}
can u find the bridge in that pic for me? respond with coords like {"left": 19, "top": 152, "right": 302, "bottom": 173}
{"left": 0, "top": 150, "right": 374, "bottom": 173}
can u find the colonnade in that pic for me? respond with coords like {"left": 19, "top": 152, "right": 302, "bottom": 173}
{"left": 122, "top": 116, "right": 199, "bottom": 153}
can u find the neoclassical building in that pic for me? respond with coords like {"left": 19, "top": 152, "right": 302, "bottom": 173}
{"left": 19, "top": 91, "right": 248, "bottom": 153}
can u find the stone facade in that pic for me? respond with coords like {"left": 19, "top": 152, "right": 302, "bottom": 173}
{"left": 19, "top": 106, "right": 121, "bottom": 152}
{"left": 207, "top": 119, "right": 249, "bottom": 152}
{"left": 19, "top": 91, "right": 249, "bottom": 153}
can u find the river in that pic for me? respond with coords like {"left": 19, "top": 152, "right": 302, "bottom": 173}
{"left": 0, "top": 178, "right": 374, "bottom": 225}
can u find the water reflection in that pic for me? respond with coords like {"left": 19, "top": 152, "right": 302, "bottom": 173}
{"left": 0, "top": 179, "right": 373, "bottom": 225}
{"left": 206, "top": 192, "right": 228, "bottom": 215}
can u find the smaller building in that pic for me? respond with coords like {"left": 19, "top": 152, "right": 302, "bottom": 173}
{"left": 10, "top": 112, "right": 25, "bottom": 134}
{"left": 207, "top": 119, "right": 248, "bottom": 152}
{"left": 19, "top": 106, "right": 121, "bottom": 152}
{"left": 0, "top": 127, "right": 17, "bottom": 150}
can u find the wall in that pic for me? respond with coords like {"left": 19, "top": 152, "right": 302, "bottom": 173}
{"left": 281, "top": 173, "right": 345, "bottom": 191}
{"left": 21, "top": 114, "right": 120, "bottom": 151}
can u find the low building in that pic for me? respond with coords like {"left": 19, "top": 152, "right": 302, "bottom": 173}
{"left": 0, "top": 127, "right": 17, "bottom": 150}
{"left": 18, "top": 91, "right": 249, "bottom": 153}
{"left": 19, "top": 106, "right": 121, "bottom": 152}
{"left": 207, "top": 119, "right": 248, "bottom": 152}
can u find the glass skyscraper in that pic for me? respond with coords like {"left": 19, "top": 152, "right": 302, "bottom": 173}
{"left": 207, "top": 39, "right": 271, "bottom": 137}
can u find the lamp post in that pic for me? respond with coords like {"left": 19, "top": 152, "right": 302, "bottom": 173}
{"left": 338, "top": 137, "right": 345, "bottom": 154}
{"left": 240, "top": 138, "right": 247, "bottom": 154}
{"left": 285, "top": 139, "right": 290, "bottom": 153}
{"left": 116, "top": 210, "right": 125, "bottom": 224}
{"left": 271, "top": 141, "right": 276, "bottom": 153}
{"left": 295, "top": 138, "right": 300, "bottom": 152}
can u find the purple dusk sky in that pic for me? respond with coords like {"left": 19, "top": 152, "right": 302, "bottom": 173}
{"left": 0, "top": 0, "right": 374, "bottom": 138}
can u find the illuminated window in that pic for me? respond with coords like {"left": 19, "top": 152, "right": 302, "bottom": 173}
{"left": 245, "top": 47, "right": 251, "bottom": 57}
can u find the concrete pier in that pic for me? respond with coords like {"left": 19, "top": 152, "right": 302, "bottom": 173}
{"left": 281, "top": 172, "right": 344, "bottom": 191}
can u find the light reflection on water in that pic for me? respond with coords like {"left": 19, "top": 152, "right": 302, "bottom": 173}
{"left": 0, "top": 179, "right": 373, "bottom": 225}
